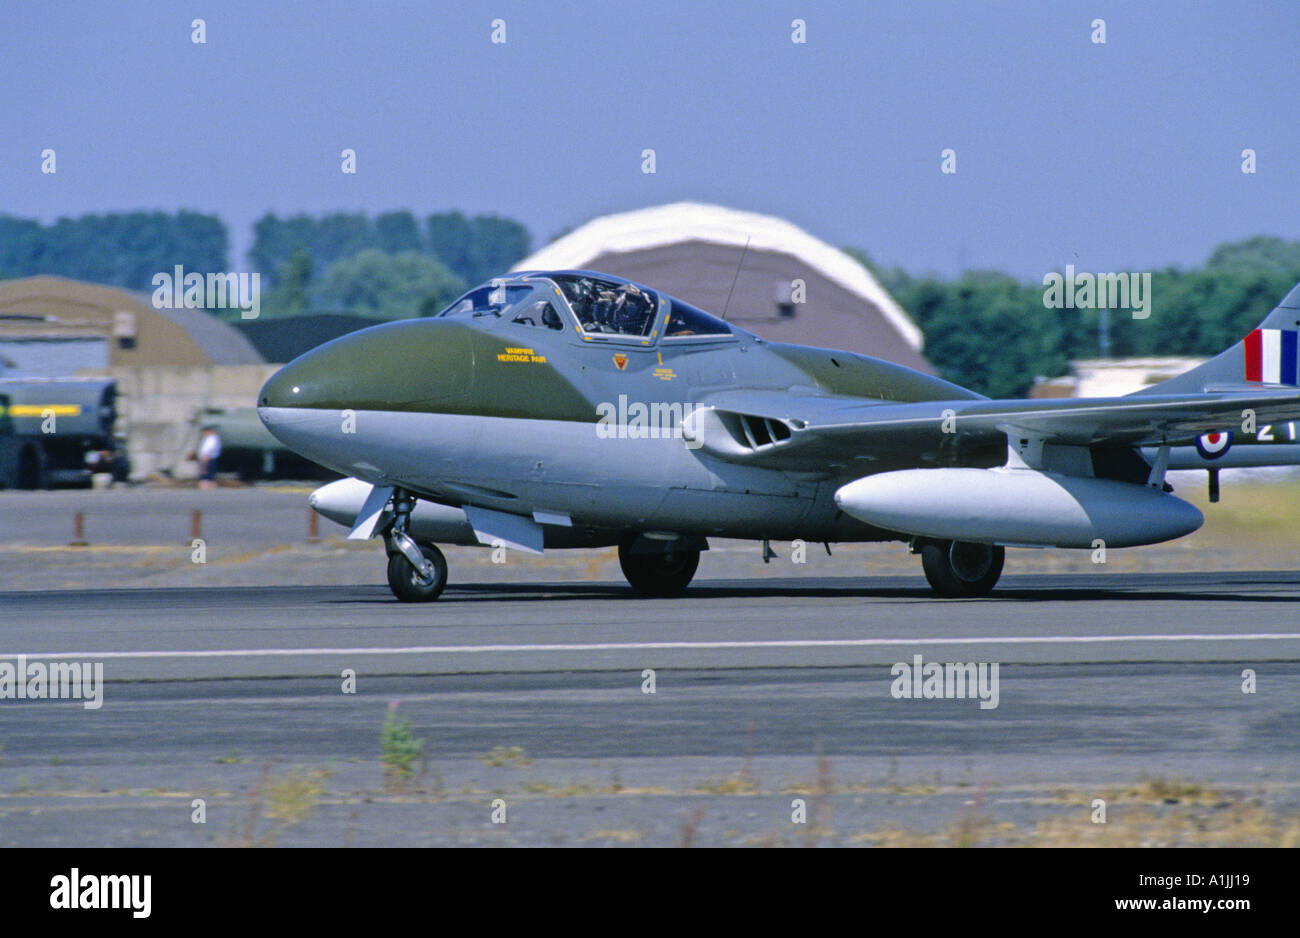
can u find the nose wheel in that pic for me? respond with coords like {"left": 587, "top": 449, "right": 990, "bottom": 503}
{"left": 383, "top": 488, "right": 448, "bottom": 601}
{"left": 387, "top": 541, "right": 448, "bottom": 602}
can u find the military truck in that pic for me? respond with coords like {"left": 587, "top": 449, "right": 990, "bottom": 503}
{"left": 0, "top": 392, "right": 18, "bottom": 487}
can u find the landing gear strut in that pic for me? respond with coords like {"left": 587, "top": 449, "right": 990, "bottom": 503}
{"left": 618, "top": 539, "right": 700, "bottom": 597}
{"left": 918, "top": 539, "right": 1004, "bottom": 598}
{"left": 383, "top": 489, "right": 448, "bottom": 602}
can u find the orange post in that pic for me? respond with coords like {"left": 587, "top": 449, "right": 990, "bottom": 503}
{"left": 69, "top": 511, "right": 89, "bottom": 547}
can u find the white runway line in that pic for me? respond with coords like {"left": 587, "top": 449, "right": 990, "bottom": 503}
{"left": 4, "top": 633, "right": 1300, "bottom": 660}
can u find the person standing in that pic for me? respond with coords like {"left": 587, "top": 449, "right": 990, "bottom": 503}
{"left": 197, "top": 424, "right": 222, "bottom": 489}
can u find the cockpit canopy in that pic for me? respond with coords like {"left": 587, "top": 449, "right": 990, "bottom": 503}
{"left": 437, "top": 282, "right": 536, "bottom": 320}
{"left": 552, "top": 273, "right": 658, "bottom": 338}
{"left": 662, "top": 297, "right": 732, "bottom": 338}
{"left": 433, "top": 270, "right": 737, "bottom": 343}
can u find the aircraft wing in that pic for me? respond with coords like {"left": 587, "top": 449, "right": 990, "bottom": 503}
{"left": 691, "top": 387, "right": 1300, "bottom": 467}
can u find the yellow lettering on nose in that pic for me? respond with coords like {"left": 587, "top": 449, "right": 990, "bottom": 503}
{"left": 497, "top": 346, "right": 544, "bottom": 364}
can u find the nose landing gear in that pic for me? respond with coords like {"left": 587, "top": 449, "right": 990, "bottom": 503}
{"left": 383, "top": 489, "right": 448, "bottom": 602}
{"left": 386, "top": 543, "right": 447, "bottom": 602}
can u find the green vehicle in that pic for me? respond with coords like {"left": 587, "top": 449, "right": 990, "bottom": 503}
{"left": 0, "top": 393, "right": 18, "bottom": 489}
{"left": 0, "top": 378, "right": 125, "bottom": 488}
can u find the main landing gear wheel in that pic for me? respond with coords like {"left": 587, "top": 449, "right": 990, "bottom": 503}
{"left": 387, "top": 542, "right": 448, "bottom": 602}
{"left": 618, "top": 542, "right": 700, "bottom": 597}
{"left": 919, "top": 539, "right": 1004, "bottom": 598}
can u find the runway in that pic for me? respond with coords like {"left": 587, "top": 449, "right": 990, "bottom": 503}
{"left": 2, "top": 572, "right": 1298, "bottom": 679}
{"left": 2, "top": 573, "right": 1297, "bottom": 846}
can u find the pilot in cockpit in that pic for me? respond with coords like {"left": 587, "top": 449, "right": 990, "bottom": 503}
{"left": 610, "top": 283, "right": 653, "bottom": 335}
{"left": 562, "top": 278, "right": 654, "bottom": 335}
{"left": 564, "top": 278, "right": 595, "bottom": 325}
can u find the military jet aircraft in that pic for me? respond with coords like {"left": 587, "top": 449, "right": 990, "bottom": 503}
{"left": 257, "top": 270, "right": 1300, "bottom": 600}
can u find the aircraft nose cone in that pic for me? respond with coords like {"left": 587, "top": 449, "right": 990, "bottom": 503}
{"left": 257, "top": 319, "right": 473, "bottom": 442}
{"left": 260, "top": 320, "right": 463, "bottom": 410}
{"left": 258, "top": 365, "right": 306, "bottom": 411}
{"left": 257, "top": 350, "right": 339, "bottom": 452}
{"left": 257, "top": 330, "right": 366, "bottom": 413}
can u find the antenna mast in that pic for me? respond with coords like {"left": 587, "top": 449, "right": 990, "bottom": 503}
{"left": 721, "top": 236, "right": 751, "bottom": 321}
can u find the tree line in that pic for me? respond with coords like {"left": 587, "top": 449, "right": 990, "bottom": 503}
{"left": 0, "top": 211, "right": 228, "bottom": 289}
{"left": 0, "top": 209, "right": 532, "bottom": 321}
{"left": 251, "top": 210, "right": 530, "bottom": 290}
{"left": 849, "top": 236, "right": 1300, "bottom": 398}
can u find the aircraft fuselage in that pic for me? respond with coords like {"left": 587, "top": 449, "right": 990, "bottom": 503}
{"left": 257, "top": 272, "right": 987, "bottom": 547}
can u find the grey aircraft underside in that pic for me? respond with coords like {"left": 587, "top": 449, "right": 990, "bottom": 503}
{"left": 257, "top": 270, "right": 1300, "bottom": 600}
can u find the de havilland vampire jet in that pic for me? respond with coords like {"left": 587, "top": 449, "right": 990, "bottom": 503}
{"left": 257, "top": 271, "right": 1300, "bottom": 601}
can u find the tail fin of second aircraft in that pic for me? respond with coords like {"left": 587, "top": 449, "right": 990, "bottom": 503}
{"left": 1136, "top": 280, "right": 1300, "bottom": 396}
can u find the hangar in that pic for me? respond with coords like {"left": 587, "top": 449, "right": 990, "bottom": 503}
{"left": 0, "top": 276, "right": 272, "bottom": 479}
{"left": 0, "top": 274, "right": 262, "bottom": 375}
{"left": 513, "top": 202, "right": 932, "bottom": 374}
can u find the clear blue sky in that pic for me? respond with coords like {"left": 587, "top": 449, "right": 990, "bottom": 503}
{"left": 2, "top": 0, "right": 1297, "bottom": 280}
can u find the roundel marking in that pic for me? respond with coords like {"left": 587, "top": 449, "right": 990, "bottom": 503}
{"left": 1195, "top": 430, "right": 1232, "bottom": 460}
